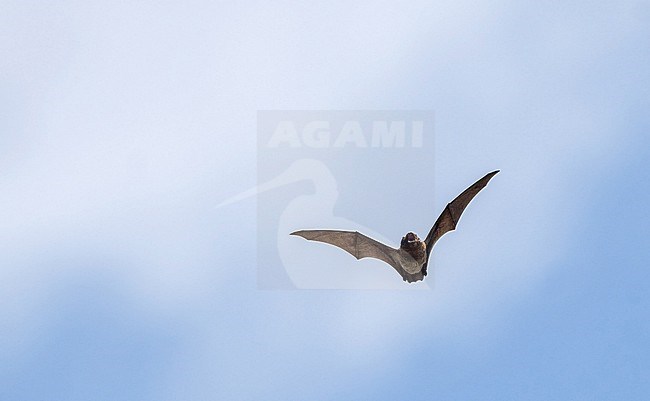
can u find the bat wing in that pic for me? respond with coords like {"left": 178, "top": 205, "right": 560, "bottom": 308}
{"left": 290, "top": 230, "right": 423, "bottom": 282}
{"left": 424, "top": 170, "right": 499, "bottom": 263}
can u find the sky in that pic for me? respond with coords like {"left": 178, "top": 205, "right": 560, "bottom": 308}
{"left": 1, "top": 1, "right": 649, "bottom": 400}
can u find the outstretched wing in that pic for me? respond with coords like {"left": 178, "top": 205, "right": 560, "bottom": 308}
{"left": 424, "top": 170, "right": 499, "bottom": 262}
{"left": 290, "top": 230, "right": 423, "bottom": 282}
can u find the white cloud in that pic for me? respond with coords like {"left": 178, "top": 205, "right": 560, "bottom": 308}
{"left": 0, "top": 0, "right": 646, "bottom": 397}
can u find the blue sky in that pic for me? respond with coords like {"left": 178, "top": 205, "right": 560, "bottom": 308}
{"left": 1, "top": 1, "right": 649, "bottom": 400}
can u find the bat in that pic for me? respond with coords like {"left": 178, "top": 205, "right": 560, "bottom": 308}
{"left": 290, "top": 170, "right": 499, "bottom": 283}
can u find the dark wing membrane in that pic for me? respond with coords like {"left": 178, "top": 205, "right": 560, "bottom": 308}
{"left": 424, "top": 170, "right": 499, "bottom": 260}
{"left": 290, "top": 230, "right": 422, "bottom": 282}
{"left": 291, "top": 229, "right": 399, "bottom": 267}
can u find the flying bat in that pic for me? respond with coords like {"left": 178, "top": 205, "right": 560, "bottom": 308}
{"left": 291, "top": 170, "right": 499, "bottom": 283}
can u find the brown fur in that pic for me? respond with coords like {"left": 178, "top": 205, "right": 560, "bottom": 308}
{"left": 402, "top": 240, "right": 427, "bottom": 264}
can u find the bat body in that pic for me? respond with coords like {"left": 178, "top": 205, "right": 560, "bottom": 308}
{"left": 291, "top": 170, "right": 499, "bottom": 283}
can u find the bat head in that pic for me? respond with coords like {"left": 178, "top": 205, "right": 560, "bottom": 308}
{"left": 400, "top": 232, "right": 427, "bottom": 263}
{"left": 400, "top": 232, "right": 421, "bottom": 248}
